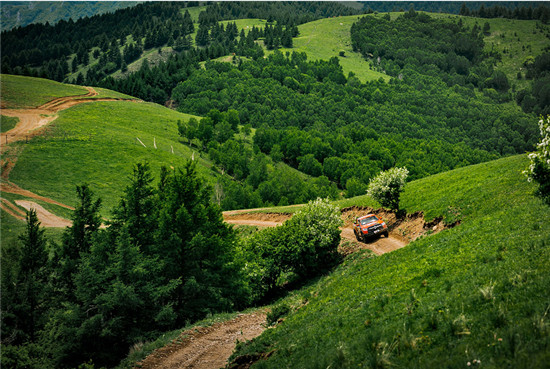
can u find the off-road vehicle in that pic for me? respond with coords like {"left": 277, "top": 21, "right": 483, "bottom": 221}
{"left": 353, "top": 214, "right": 389, "bottom": 242}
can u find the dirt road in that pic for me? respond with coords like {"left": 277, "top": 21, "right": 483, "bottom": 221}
{"left": 1, "top": 86, "right": 138, "bottom": 226}
{"left": 136, "top": 311, "right": 267, "bottom": 369}
{"left": 223, "top": 209, "right": 410, "bottom": 256}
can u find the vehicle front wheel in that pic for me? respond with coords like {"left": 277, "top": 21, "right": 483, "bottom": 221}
{"left": 384, "top": 231, "right": 389, "bottom": 238}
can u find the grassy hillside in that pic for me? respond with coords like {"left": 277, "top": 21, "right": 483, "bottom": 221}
{"left": 231, "top": 154, "right": 550, "bottom": 368}
{"left": 1, "top": 74, "right": 88, "bottom": 108}
{"left": 8, "top": 100, "right": 209, "bottom": 216}
{"left": 278, "top": 15, "right": 389, "bottom": 83}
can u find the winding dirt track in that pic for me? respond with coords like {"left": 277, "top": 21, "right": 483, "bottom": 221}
{"left": 1, "top": 86, "right": 138, "bottom": 226}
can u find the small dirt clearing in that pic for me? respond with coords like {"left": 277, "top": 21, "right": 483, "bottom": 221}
{"left": 14, "top": 200, "right": 72, "bottom": 228}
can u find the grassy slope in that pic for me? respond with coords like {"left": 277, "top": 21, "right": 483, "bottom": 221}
{"left": 1, "top": 115, "right": 18, "bottom": 133}
{"left": 8, "top": 100, "right": 210, "bottom": 217}
{"left": 430, "top": 14, "right": 549, "bottom": 91}
{"left": 233, "top": 154, "right": 550, "bottom": 368}
{"left": 1, "top": 74, "right": 88, "bottom": 108}
{"left": 278, "top": 15, "right": 390, "bottom": 83}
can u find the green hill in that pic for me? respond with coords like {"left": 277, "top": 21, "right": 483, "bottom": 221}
{"left": 230, "top": 154, "right": 550, "bottom": 368}
{"left": 277, "top": 15, "right": 389, "bottom": 83}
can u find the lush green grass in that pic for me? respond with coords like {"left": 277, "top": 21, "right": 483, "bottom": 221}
{"left": 232, "top": 154, "right": 550, "bottom": 368}
{"left": 8, "top": 100, "right": 213, "bottom": 217}
{"left": 0, "top": 74, "right": 88, "bottom": 108}
{"left": 92, "top": 87, "right": 136, "bottom": 99}
{"left": 184, "top": 5, "right": 207, "bottom": 23}
{"left": 277, "top": 15, "right": 390, "bottom": 83}
{"left": 1, "top": 115, "right": 18, "bottom": 133}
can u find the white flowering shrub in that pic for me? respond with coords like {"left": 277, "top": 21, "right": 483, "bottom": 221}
{"left": 367, "top": 167, "right": 409, "bottom": 211}
{"left": 524, "top": 116, "right": 550, "bottom": 205}
{"left": 281, "top": 198, "right": 343, "bottom": 277}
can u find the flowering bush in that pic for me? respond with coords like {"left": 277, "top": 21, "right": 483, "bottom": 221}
{"left": 367, "top": 167, "right": 409, "bottom": 211}
{"left": 524, "top": 116, "right": 550, "bottom": 205}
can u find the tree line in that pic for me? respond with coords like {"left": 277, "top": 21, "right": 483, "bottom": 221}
{"left": 171, "top": 39, "right": 535, "bottom": 208}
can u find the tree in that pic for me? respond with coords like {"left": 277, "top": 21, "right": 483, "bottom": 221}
{"left": 1, "top": 209, "right": 49, "bottom": 345}
{"left": 367, "top": 167, "right": 409, "bottom": 212}
{"left": 524, "top": 116, "right": 550, "bottom": 205}
{"left": 111, "top": 162, "right": 158, "bottom": 253}
{"left": 55, "top": 184, "right": 102, "bottom": 300}
{"left": 155, "top": 161, "right": 249, "bottom": 322}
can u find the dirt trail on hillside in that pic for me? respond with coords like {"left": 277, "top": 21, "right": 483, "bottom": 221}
{"left": 1, "top": 87, "right": 138, "bottom": 151}
{"left": 136, "top": 311, "right": 267, "bottom": 369}
{"left": 222, "top": 208, "right": 423, "bottom": 256}
{"left": 14, "top": 200, "right": 72, "bottom": 228}
{"left": 1, "top": 86, "right": 139, "bottom": 226}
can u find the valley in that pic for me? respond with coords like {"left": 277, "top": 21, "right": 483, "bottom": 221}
{"left": 1, "top": 2, "right": 549, "bottom": 369}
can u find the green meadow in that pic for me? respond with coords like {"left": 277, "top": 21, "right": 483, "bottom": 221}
{"left": 278, "top": 15, "right": 390, "bottom": 83}
{"left": 1, "top": 74, "right": 87, "bottom": 108}
{"left": 231, "top": 154, "right": 550, "bottom": 368}
{"left": 8, "top": 100, "right": 211, "bottom": 217}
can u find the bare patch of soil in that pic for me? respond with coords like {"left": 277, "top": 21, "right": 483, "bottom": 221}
{"left": 136, "top": 311, "right": 267, "bottom": 369}
{"left": 0, "top": 181, "right": 74, "bottom": 210}
{"left": 14, "top": 200, "right": 72, "bottom": 228}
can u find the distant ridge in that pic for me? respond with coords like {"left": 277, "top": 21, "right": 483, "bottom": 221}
{"left": 0, "top": 1, "right": 141, "bottom": 31}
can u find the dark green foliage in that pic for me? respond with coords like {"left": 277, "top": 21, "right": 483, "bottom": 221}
{"left": 172, "top": 48, "right": 534, "bottom": 189}
{"left": 351, "top": 12, "right": 484, "bottom": 82}
{"left": 1, "top": 210, "right": 49, "bottom": 346}
{"left": 1, "top": 162, "right": 252, "bottom": 367}
{"left": 154, "top": 161, "right": 249, "bottom": 322}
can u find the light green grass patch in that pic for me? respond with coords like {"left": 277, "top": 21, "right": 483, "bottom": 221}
{"left": 220, "top": 18, "right": 267, "bottom": 34}
{"left": 184, "top": 5, "right": 207, "bottom": 23}
{"left": 91, "top": 87, "right": 136, "bottom": 100}
{"left": 276, "top": 15, "right": 390, "bottom": 83}
{"left": 1, "top": 115, "right": 19, "bottom": 133}
{"left": 1, "top": 74, "right": 88, "bottom": 108}
{"left": 9, "top": 100, "right": 212, "bottom": 217}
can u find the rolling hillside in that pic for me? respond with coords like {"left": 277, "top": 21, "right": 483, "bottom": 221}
{"left": 229, "top": 154, "right": 550, "bottom": 368}
{"left": 2, "top": 4, "right": 550, "bottom": 368}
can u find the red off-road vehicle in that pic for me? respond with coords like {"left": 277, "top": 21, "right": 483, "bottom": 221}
{"left": 353, "top": 214, "right": 389, "bottom": 242}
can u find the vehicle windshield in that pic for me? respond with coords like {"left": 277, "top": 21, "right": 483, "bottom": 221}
{"left": 360, "top": 216, "right": 378, "bottom": 225}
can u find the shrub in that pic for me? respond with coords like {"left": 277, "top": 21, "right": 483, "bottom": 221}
{"left": 524, "top": 116, "right": 550, "bottom": 205}
{"left": 241, "top": 198, "right": 343, "bottom": 300}
{"left": 280, "top": 198, "right": 343, "bottom": 278}
{"left": 367, "top": 167, "right": 409, "bottom": 212}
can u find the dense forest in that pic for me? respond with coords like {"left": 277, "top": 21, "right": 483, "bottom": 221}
{"left": 166, "top": 12, "right": 538, "bottom": 208}
{"left": 0, "top": 1, "right": 358, "bottom": 82}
